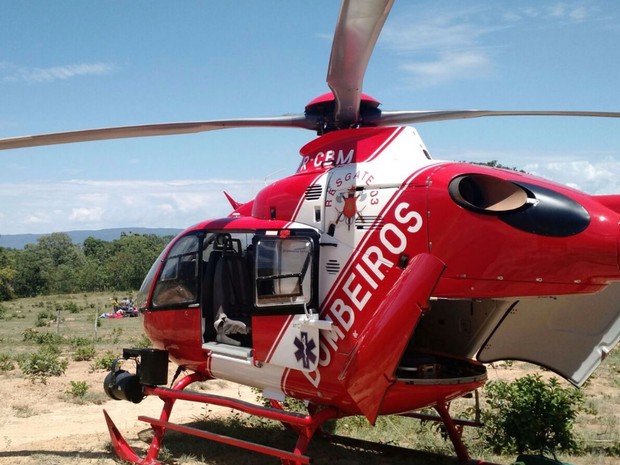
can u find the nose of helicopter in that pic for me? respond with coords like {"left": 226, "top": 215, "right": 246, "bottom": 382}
{"left": 616, "top": 222, "right": 620, "bottom": 273}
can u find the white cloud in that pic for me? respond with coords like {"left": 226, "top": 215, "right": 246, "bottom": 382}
{"left": 501, "top": 2, "right": 596, "bottom": 23}
{"left": 435, "top": 145, "right": 620, "bottom": 195}
{"left": 380, "top": 2, "right": 610, "bottom": 88}
{"left": 524, "top": 158, "right": 620, "bottom": 194}
{"left": 0, "top": 62, "right": 116, "bottom": 84}
{"left": 382, "top": 10, "right": 500, "bottom": 53}
{"left": 69, "top": 207, "right": 104, "bottom": 222}
{"left": 548, "top": 3, "right": 589, "bottom": 22}
{"left": 0, "top": 178, "right": 263, "bottom": 235}
{"left": 400, "top": 50, "right": 492, "bottom": 86}
{"left": 25, "top": 214, "right": 48, "bottom": 225}
{"left": 380, "top": 6, "right": 501, "bottom": 87}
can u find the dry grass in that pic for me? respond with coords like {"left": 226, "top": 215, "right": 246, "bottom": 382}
{"left": 0, "top": 292, "right": 618, "bottom": 465}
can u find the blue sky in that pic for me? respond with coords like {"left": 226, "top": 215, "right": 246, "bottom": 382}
{"left": 1, "top": 1, "right": 619, "bottom": 235}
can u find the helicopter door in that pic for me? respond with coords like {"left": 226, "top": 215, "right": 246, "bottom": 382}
{"left": 477, "top": 282, "right": 620, "bottom": 387}
{"left": 251, "top": 234, "right": 324, "bottom": 372}
{"left": 201, "top": 232, "right": 253, "bottom": 347}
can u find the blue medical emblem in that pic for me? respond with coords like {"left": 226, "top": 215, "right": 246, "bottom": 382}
{"left": 293, "top": 331, "right": 317, "bottom": 369}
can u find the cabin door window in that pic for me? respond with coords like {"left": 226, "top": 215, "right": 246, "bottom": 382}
{"left": 254, "top": 237, "right": 313, "bottom": 308}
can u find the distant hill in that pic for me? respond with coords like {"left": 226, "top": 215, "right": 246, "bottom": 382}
{"left": 0, "top": 227, "right": 182, "bottom": 249}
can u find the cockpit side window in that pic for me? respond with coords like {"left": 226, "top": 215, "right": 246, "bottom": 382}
{"left": 255, "top": 237, "right": 313, "bottom": 307}
{"left": 152, "top": 234, "right": 200, "bottom": 308}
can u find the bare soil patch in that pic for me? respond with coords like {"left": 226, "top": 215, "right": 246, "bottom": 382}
{"left": 0, "top": 361, "right": 256, "bottom": 464}
{"left": 1, "top": 359, "right": 618, "bottom": 465}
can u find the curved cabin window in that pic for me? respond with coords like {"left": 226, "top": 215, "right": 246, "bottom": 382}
{"left": 152, "top": 234, "right": 200, "bottom": 308}
{"left": 255, "top": 237, "right": 313, "bottom": 307}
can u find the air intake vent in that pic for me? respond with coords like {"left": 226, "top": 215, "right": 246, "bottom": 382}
{"left": 325, "top": 259, "right": 341, "bottom": 275}
{"left": 305, "top": 184, "right": 322, "bottom": 201}
{"left": 356, "top": 215, "right": 385, "bottom": 230}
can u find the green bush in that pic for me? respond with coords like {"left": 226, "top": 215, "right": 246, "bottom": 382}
{"left": 22, "top": 328, "right": 64, "bottom": 346}
{"left": 91, "top": 350, "right": 117, "bottom": 371}
{"left": 73, "top": 344, "right": 96, "bottom": 361}
{"left": 0, "top": 352, "right": 14, "bottom": 372}
{"left": 64, "top": 302, "right": 81, "bottom": 313}
{"left": 130, "top": 334, "right": 152, "bottom": 349}
{"left": 69, "top": 336, "right": 95, "bottom": 348}
{"left": 35, "top": 309, "right": 55, "bottom": 327}
{"left": 18, "top": 347, "right": 68, "bottom": 384}
{"left": 68, "top": 380, "right": 89, "bottom": 398}
{"left": 482, "top": 374, "right": 584, "bottom": 455}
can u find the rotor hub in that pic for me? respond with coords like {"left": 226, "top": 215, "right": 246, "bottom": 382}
{"left": 305, "top": 92, "right": 382, "bottom": 134}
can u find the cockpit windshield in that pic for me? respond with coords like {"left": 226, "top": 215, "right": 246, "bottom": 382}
{"left": 135, "top": 248, "right": 167, "bottom": 310}
{"left": 151, "top": 234, "right": 201, "bottom": 308}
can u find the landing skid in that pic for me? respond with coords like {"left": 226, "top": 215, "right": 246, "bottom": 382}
{"left": 103, "top": 372, "right": 492, "bottom": 465}
{"left": 103, "top": 372, "right": 342, "bottom": 465}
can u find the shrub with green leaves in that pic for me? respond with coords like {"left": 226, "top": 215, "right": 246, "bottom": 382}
{"left": 72, "top": 344, "right": 96, "bottom": 361}
{"left": 18, "top": 347, "right": 68, "bottom": 384}
{"left": 130, "top": 334, "right": 152, "bottom": 349}
{"left": 68, "top": 380, "right": 89, "bottom": 398}
{"left": 69, "top": 336, "right": 95, "bottom": 348}
{"left": 22, "top": 328, "right": 64, "bottom": 346}
{"left": 35, "top": 309, "right": 55, "bottom": 327}
{"left": 91, "top": 350, "right": 117, "bottom": 371}
{"left": 64, "top": 302, "right": 80, "bottom": 313}
{"left": 0, "top": 352, "right": 14, "bottom": 372}
{"left": 482, "top": 374, "right": 584, "bottom": 455}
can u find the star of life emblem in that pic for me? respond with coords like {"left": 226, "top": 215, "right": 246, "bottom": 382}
{"left": 293, "top": 331, "right": 317, "bottom": 370}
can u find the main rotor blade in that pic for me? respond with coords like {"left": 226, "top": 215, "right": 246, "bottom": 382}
{"left": 369, "top": 109, "right": 620, "bottom": 126}
{"left": 0, "top": 115, "right": 313, "bottom": 150}
{"left": 327, "top": 0, "right": 394, "bottom": 129}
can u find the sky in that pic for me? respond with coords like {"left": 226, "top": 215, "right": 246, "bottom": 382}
{"left": 1, "top": 0, "right": 620, "bottom": 235}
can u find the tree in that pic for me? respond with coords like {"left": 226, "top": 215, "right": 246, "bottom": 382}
{"left": 13, "top": 245, "right": 48, "bottom": 296}
{"left": 12, "top": 233, "right": 85, "bottom": 296}
{"left": 83, "top": 236, "right": 111, "bottom": 263}
{"left": 8, "top": 232, "right": 172, "bottom": 297}
{"left": 105, "top": 234, "right": 169, "bottom": 290}
{"left": 37, "top": 233, "right": 81, "bottom": 267}
{"left": 0, "top": 247, "right": 16, "bottom": 301}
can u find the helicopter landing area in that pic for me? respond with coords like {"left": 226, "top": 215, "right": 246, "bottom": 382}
{"left": 0, "top": 361, "right": 255, "bottom": 464}
{"left": 0, "top": 360, "right": 616, "bottom": 465}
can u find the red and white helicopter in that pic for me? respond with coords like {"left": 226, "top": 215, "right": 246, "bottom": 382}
{"left": 2, "top": 1, "right": 620, "bottom": 463}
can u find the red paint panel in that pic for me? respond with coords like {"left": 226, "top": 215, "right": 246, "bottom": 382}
{"left": 380, "top": 377, "right": 486, "bottom": 415}
{"left": 252, "top": 314, "right": 294, "bottom": 365}
{"left": 337, "top": 253, "right": 445, "bottom": 424}
{"left": 297, "top": 127, "right": 400, "bottom": 174}
{"left": 143, "top": 307, "right": 204, "bottom": 369}
{"left": 427, "top": 163, "right": 620, "bottom": 298}
{"left": 251, "top": 173, "right": 320, "bottom": 221}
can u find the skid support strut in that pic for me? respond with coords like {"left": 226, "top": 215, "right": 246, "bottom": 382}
{"left": 434, "top": 402, "right": 470, "bottom": 463}
{"left": 104, "top": 372, "right": 342, "bottom": 465}
{"left": 401, "top": 398, "right": 483, "bottom": 464}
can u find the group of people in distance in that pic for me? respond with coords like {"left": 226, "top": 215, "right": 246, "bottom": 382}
{"left": 99, "top": 296, "right": 139, "bottom": 318}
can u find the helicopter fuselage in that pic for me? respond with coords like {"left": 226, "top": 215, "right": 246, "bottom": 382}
{"left": 138, "top": 125, "right": 620, "bottom": 422}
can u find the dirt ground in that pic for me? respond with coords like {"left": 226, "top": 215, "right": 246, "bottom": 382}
{"left": 0, "top": 361, "right": 257, "bottom": 465}
{"left": 0, "top": 359, "right": 617, "bottom": 465}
